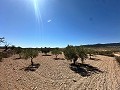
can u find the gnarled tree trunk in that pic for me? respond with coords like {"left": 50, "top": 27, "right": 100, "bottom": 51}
{"left": 31, "top": 58, "right": 34, "bottom": 66}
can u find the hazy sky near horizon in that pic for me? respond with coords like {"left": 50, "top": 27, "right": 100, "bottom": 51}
{"left": 0, "top": 0, "right": 120, "bottom": 47}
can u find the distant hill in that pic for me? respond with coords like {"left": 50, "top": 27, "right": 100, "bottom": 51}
{"left": 83, "top": 43, "right": 120, "bottom": 47}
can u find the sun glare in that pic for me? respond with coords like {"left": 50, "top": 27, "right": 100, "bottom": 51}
{"left": 32, "top": 0, "right": 43, "bottom": 30}
{"left": 33, "top": 0, "right": 40, "bottom": 22}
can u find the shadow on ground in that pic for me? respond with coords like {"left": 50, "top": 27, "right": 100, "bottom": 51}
{"left": 42, "top": 55, "right": 51, "bottom": 56}
{"left": 20, "top": 63, "right": 40, "bottom": 72}
{"left": 70, "top": 63, "right": 103, "bottom": 77}
{"left": 13, "top": 57, "right": 21, "bottom": 60}
{"left": 89, "top": 58, "right": 101, "bottom": 61}
{"left": 53, "top": 58, "right": 65, "bottom": 60}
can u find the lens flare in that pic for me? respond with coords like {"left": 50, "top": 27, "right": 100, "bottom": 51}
{"left": 33, "top": 0, "right": 43, "bottom": 29}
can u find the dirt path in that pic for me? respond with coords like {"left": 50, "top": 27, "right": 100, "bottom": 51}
{"left": 0, "top": 55, "right": 120, "bottom": 90}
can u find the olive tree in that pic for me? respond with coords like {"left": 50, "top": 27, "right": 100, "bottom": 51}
{"left": 41, "top": 47, "right": 50, "bottom": 55}
{"left": 64, "top": 45, "right": 78, "bottom": 64}
{"left": 23, "top": 49, "right": 38, "bottom": 66}
{"left": 51, "top": 48, "right": 62, "bottom": 59}
{"left": 76, "top": 47, "right": 88, "bottom": 64}
{"left": 15, "top": 47, "right": 23, "bottom": 58}
{"left": 87, "top": 49, "right": 95, "bottom": 59}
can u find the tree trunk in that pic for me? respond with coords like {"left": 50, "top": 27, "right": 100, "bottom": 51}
{"left": 4, "top": 46, "right": 8, "bottom": 51}
{"left": 81, "top": 58, "right": 84, "bottom": 64}
{"left": 55, "top": 55, "right": 58, "bottom": 59}
{"left": 73, "top": 59, "right": 76, "bottom": 65}
{"left": 19, "top": 54, "right": 21, "bottom": 59}
{"left": 90, "top": 54, "right": 92, "bottom": 59}
{"left": 73, "top": 58, "right": 77, "bottom": 65}
{"left": 31, "top": 58, "right": 34, "bottom": 66}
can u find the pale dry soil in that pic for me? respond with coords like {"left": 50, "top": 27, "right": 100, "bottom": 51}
{"left": 0, "top": 54, "right": 120, "bottom": 90}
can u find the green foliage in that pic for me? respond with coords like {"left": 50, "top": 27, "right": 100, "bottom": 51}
{"left": 64, "top": 45, "right": 78, "bottom": 64}
{"left": 41, "top": 47, "right": 50, "bottom": 55}
{"left": 15, "top": 47, "right": 22, "bottom": 54}
{"left": 23, "top": 49, "right": 38, "bottom": 59}
{"left": 76, "top": 47, "right": 88, "bottom": 64}
{"left": 51, "top": 48, "right": 62, "bottom": 59}
{"left": 14, "top": 47, "right": 22, "bottom": 58}
{"left": 23, "top": 49, "right": 38, "bottom": 66}
{"left": 87, "top": 49, "right": 95, "bottom": 59}
{"left": 64, "top": 45, "right": 88, "bottom": 64}
{"left": 97, "top": 51, "right": 114, "bottom": 57}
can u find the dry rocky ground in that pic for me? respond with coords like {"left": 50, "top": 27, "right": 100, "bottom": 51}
{"left": 0, "top": 53, "right": 120, "bottom": 90}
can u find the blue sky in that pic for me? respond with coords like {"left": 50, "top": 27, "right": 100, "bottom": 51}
{"left": 0, "top": 0, "right": 120, "bottom": 48}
